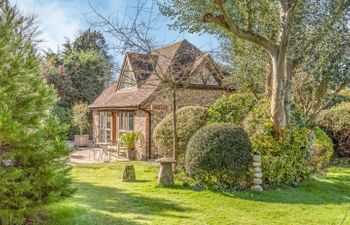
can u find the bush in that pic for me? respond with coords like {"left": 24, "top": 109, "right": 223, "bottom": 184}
{"left": 243, "top": 100, "right": 310, "bottom": 187}
{"left": 153, "top": 106, "right": 209, "bottom": 166}
{"left": 315, "top": 102, "right": 350, "bottom": 157}
{"left": 308, "top": 127, "right": 333, "bottom": 172}
{"left": 328, "top": 89, "right": 350, "bottom": 108}
{"left": 186, "top": 123, "right": 252, "bottom": 187}
{"left": 208, "top": 93, "right": 256, "bottom": 124}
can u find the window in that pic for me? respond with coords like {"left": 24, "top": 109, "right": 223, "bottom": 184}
{"left": 99, "top": 112, "right": 112, "bottom": 143}
{"left": 119, "top": 112, "right": 135, "bottom": 136}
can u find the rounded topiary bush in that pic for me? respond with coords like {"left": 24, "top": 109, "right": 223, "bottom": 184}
{"left": 208, "top": 92, "right": 256, "bottom": 124}
{"left": 308, "top": 127, "right": 333, "bottom": 172}
{"left": 186, "top": 123, "right": 252, "bottom": 187}
{"left": 153, "top": 106, "right": 209, "bottom": 166}
{"left": 243, "top": 99, "right": 310, "bottom": 187}
{"left": 315, "top": 102, "right": 350, "bottom": 157}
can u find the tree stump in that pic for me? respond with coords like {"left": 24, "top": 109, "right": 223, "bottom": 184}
{"left": 121, "top": 164, "right": 136, "bottom": 182}
{"left": 156, "top": 158, "right": 176, "bottom": 185}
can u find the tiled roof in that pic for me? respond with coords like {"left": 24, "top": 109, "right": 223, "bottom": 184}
{"left": 89, "top": 83, "right": 155, "bottom": 109}
{"left": 89, "top": 40, "right": 224, "bottom": 109}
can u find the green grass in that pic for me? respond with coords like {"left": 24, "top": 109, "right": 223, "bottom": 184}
{"left": 42, "top": 162, "right": 350, "bottom": 225}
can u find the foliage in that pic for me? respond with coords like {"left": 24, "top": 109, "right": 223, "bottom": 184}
{"left": 243, "top": 100, "right": 310, "bottom": 186}
{"left": 159, "top": 0, "right": 350, "bottom": 137}
{"left": 120, "top": 131, "right": 141, "bottom": 151}
{"left": 52, "top": 105, "right": 77, "bottom": 139}
{"left": 308, "top": 127, "right": 333, "bottom": 172}
{"left": 73, "top": 28, "right": 110, "bottom": 60}
{"left": 186, "top": 123, "right": 252, "bottom": 187}
{"left": 43, "top": 29, "right": 113, "bottom": 108}
{"left": 328, "top": 89, "right": 350, "bottom": 108}
{"left": 220, "top": 38, "right": 269, "bottom": 96}
{"left": 153, "top": 106, "right": 209, "bottom": 166}
{"left": 72, "top": 102, "right": 89, "bottom": 136}
{"left": 315, "top": 102, "right": 350, "bottom": 157}
{"left": 208, "top": 92, "right": 256, "bottom": 124}
{"left": 44, "top": 49, "right": 111, "bottom": 108}
{"left": 0, "top": 1, "right": 74, "bottom": 224}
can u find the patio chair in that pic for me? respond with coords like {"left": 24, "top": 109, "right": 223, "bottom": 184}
{"left": 117, "top": 140, "right": 128, "bottom": 159}
{"left": 107, "top": 140, "right": 119, "bottom": 161}
{"left": 88, "top": 147, "right": 100, "bottom": 161}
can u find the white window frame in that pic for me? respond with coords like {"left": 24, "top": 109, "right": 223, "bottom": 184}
{"left": 99, "top": 111, "right": 112, "bottom": 143}
{"left": 118, "top": 111, "right": 135, "bottom": 136}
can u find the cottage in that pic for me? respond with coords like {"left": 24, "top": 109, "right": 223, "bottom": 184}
{"left": 89, "top": 40, "right": 228, "bottom": 160}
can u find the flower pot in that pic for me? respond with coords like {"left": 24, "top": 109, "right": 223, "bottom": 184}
{"left": 74, "top": 135, "right": 89, "bottom": 147}
{"left": 127, "top": 150, "right": 137, "bottom": 161}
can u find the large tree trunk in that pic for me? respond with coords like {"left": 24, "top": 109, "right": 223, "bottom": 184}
{"left": 270, "top": 53, "right": 287, "bottom": 138}
{"left": 265, "top": 61, "right": 272, "bottom": 97}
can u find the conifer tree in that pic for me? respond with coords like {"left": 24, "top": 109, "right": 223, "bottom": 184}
{"left": 0, "top": 1, "right": 74, "bottom": 224}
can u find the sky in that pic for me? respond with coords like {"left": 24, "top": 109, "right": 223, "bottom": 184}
{"left": 11, "top": 0, "right": 220, "bottom": 61}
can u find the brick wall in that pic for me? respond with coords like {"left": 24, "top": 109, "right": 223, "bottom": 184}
{"left": 142, "top": 87, "right": 228, "bottom": 158}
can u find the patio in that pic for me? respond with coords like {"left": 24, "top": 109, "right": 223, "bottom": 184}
{"left": 68, "top": 147, "right": 130, "bottom": 164}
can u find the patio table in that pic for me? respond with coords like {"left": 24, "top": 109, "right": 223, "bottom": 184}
{"left": 96, "top": 142, "right": 110, "bottom": 161}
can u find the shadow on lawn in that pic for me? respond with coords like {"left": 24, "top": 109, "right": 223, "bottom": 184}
{"left": 221, "top": 171, "right": 350, "bottom": 205}
{"left": 73, "top": 181, "right": 193, "bottom": 220}
{"left": 44, "top": 204, "right": 143, "bottom": 225}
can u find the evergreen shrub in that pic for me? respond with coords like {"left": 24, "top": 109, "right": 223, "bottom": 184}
{"left": 243, "top": 100, "right": 310, "bottom": 186}
{"left": 316, "top": 102, "right": 350, "bottom": 157}
{"left": 186, "top": 123, "right": 252, "bottom": 187}
{"left": 208, "top": 93, "right": 256, "bottom": 124}
{"left": 153, "top": 106, "right": 209, "bottom": 167}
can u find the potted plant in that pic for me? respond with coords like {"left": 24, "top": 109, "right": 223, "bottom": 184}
{"left": 120, "top": 131, "right": 140, "bottom": 160}
{"left": 72, "top": 102, "right": 89, "bottom": 147}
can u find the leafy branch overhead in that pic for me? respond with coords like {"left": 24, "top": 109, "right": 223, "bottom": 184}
{"left": 159, "top": 0, "right": 350, "bottom": 136}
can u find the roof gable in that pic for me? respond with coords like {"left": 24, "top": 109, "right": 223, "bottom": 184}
{"left": 90, "top": 40, "right": 226, "bottom": 109}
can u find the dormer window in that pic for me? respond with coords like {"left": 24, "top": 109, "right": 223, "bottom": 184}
{"left": 119, "top": 61, "right": 137, "bottom": 90}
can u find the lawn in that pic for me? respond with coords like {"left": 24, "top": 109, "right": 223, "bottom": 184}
{"left": 42, "top": 162, "right": 350, "bottom": 225}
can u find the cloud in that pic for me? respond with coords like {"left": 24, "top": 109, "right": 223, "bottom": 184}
{"left": 12, "top": 0, "right": 86, "bottom": 52}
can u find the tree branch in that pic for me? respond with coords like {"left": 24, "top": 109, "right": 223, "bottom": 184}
{"left": 307, "top": 80, "right": 349, "bottom": 123}
{"left": 203, "top": 0, "right": 276, "bottom": 53}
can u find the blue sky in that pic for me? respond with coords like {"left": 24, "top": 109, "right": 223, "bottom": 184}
{"left": 12, "top": 0, "right": 220, "bottom": 59}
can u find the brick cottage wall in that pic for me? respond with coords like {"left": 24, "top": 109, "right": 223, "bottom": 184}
{"left": 142, "top": 87, "right": 228, "bottom": 158}
{"left": 135, "top": 110, "right": 150, "bottom": 160}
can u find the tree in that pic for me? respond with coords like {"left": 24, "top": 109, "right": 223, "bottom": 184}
{"left": 43, "top": 29, "right": 113, "bottom": 108}
{"left": 0, "top": 1, "right": 74, "bottom": 224}
{"left": 73, "top": 28, "right": 111, "bottom": 60}
{"left": 72, "top": 102, "right": 89, "bottom": 136}
{"left": 159, "top": 0, "right": 350, "bottom": 138}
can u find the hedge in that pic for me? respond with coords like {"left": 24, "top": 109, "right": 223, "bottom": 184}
{"left": 316, "top": 102, "right": 350, "bottom": 157}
